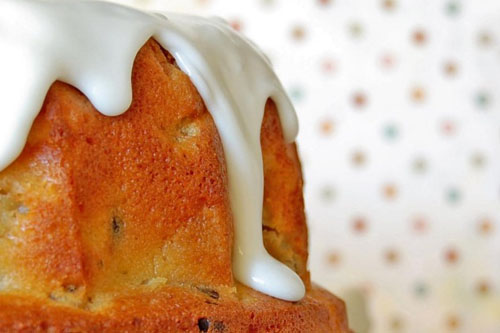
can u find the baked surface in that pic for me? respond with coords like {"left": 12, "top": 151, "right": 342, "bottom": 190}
{"left": 0, "top": 39, "right": 349, "bottom": 332}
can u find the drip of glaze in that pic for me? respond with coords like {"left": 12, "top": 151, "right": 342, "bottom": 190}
{"left": 0, "top": 0, "right": 304, "bottom": 301}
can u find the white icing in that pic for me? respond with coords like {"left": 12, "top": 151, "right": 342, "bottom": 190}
{"left": 0, "top": 0, "right": 304, "bottom": 301}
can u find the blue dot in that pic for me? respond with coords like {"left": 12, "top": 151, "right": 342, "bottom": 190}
{"left": 446, "top": 187, "right": 461, "bottom": 204}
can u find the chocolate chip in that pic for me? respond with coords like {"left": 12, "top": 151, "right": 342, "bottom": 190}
{"left": 65, "top": 284, "right": 77, "bottom": 293}
{"left": 198, "top": 318, "right": 210, "bottom": 332}
{"left": 197, "top": 286, "right": 220, "bottom": 300}
{"left": 111, "top": 216, "right": 123, "bottom": 235}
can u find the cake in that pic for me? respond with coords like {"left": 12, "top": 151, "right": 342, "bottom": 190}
{"left": 0, "top": 0, "right": 350, "bottom": 331}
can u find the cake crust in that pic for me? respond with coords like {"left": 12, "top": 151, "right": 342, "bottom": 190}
{"left": 0, "top": 39, "right": 349, "bottom": 331}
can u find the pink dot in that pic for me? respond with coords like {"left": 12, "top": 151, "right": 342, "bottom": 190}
{"left": 441, "top": 120, "right": 457, "bottom": 136}
{"left": 380, "top": 53, "right": 396, "bottom": 68}
{"left": 321, "top": 58, "right": 337, "bottom": 74}
{"left": 230, "top": 19, "right": 243, "bottom": 32}
{"left": 413, "top": 216, "right": 428, "bottom": 233}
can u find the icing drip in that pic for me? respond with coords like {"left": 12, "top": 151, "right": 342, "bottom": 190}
{"left": 0, "top": 0, "right": 304, "bottom": 301}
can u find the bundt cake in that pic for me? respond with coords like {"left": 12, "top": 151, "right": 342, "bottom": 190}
{"left": 0, "top": 0, "right": 350, "bottom": 331}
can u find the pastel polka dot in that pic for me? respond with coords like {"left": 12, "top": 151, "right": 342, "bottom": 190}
{"left": 291, "top": 24, "right": 306, "bottom": 41}
{"left": 319, "top": 118, "right": 335, "bottom": 136}
{"left": 476, "top": 280, "right": 492, "bottom": 296}
{"left": 478, "top": 31, "right": 494, "bottom": 47}
{"left": 445, "top": 187, "right": 462, "bottom": 204}
{"left": 411, "top": 29, "right": 428, "bottom": 46}
{"left": 412, "top": 157, "right": 428, "bottom": 174}
{"left": 318, "top": 0, "right": 333, "bottom": 6}
{"left": 348, "top": 22, "right": 364, "bottom": 38}
{"left": 412, "top": 216, "right": 429, "bottom": 233}
{"left": 446, "top": 315, "right": 461, "bottom": 330}
{"left": 260, "top": 0, "right": 275, "bottom": 6}
{"left": 229, "top": 19, "right": 243, "bottom": 32}
{"left": 319, "top": 185, "right": 336, "bottom": 202}
{"left": 383, "top": 123, "right": 399, "bottom": 141}
{"left": 445, "top": 1, "right": 461, "bottom": 16}
{"left": 352, "top": 91, "right": 368, "bottom": 108}
{"left": 414, "top": 281, "right": 429, "bottom": 297}
{"left": 326, "top": 251, "right": 341, "bottom": 266}
{"left": 382, "top": 183, "right": 398, "bottom": 200}
{"left": 289, "top": 85, "right": 305, "bottom": 101}
{"left": 380, "top": 53, "right": 397, "bottom": 69}
{"left": 381, "top": 0, "right": 397, "bottom": 11}
{"left": 351, "top": 150, "right": 367, "bottom": 167}
{"left": 441, "top": 120, "right": 457, "bottom": 136}
{"left": 389, "top": 316, "right": 404, "bottom": 331}
{"left": 475, "top": 91, "right": 491, "bottom": 109}
{"left": 443, "top": 61, "right": 459, "bottom": 77}
{"left": 444, "top": 247, "right": 460, "bottom": 264}
{"left": 470, "top": 152, "right": 486, "bottom": 169}
{"left": 351, "top": 216, "right": 368, "bottom": 234}
{"left": 478, "top": 218, "right": 494, "bottom": 236}
{"left": 410, "top": 85, "right": 426, "bottom": 103}
{"left": 384, "top": 248, "right": 400, "bottom": 264}
{"left": 321, "top": 58, "right": 337, "bottom": 74}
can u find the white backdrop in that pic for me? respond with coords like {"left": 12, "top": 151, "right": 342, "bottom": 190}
{"left": 113, "top": 0, "right": 500, "bottom": 332}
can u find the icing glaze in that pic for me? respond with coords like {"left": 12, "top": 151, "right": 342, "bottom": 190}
{"left": 0, "top": 0, "right": 304, "bottom": 301}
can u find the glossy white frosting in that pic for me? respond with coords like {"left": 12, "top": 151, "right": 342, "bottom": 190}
{"left": 0, "top": 0, "right": 305, "bottom": 301}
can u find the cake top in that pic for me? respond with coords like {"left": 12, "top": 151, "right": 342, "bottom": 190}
{"left": 0, "top": 0, "right": 305, "bottom": 301}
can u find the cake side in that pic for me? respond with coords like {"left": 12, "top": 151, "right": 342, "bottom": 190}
{"left": 0, "top": 39, "right": 348, "bottom": 331}
{"left": 0, "top": 284, "right": 349, "bottom": 332}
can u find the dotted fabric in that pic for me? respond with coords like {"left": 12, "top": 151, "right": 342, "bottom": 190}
{"left": 115, "top": 0, "right": 500, "bottom": 332}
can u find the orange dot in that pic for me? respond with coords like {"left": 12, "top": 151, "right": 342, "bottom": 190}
{"left": 291, "top": 25, "right": 306, "bottom": 41}
{"left": 412, "top": 29, "right": 428, "bottom": 45}
{"left": 318, "top": 0, "right": 333, "bottom": 6}
{"left": 384, "top": 249, "right": 400, "bottom": 264}
{"left": 478, "top": 31, "right": 493, "bottom": 47}
{"left": 410, "top": 86, "right": 426, "bottom": 103}
{"left": 352, "top": 92, "right": 368, "bottom": 108}
{"left": 351, "top": 150, "right": 367, "bottom": 166}
{"left": 319, "top": 118, "right": 335, "bottom": 135}
{"left": 390, "top": 316, "right": 403, "bottom": 330}
{"left": 476, "top": 280, "right": 491, "bottom": 295}
{"left": 382, "top": 183, "right": 398, "bottom": 200}
{"left": 446, "top": 315, "right": 460, "bottom": 330}
{"left": 327, "top": 251, "right": 341, "bottom": 266}
{"left": 444, "top": 248, "right": 459, "bottom": 264}
{"left": 478, "top": 218, "right": 494, "bottom": 235}
{"left": 382, "top": 0, "right": 397, "bottom": 10}
{"left": 352, "top": 217, "right": 367, "bottom": 233}
{"left": 443, "top": 61, "right": 459, "bottom": 77}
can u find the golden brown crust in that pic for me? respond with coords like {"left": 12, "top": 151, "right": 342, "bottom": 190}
{"left": 0, "top": 285, "right": 348, "bottom": 332}
{"left": 0, "top": 39, "right": 348, "bottom": 331}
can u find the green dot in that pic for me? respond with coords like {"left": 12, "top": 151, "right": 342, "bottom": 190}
{"left": 414, "top": 282, "right": 429, "bottom": 297}
{"left": 348, "top": 22, "right": 364, "bottom": 38}
{"left": 446, "top": 188, "right": 461, "bottom": 204}
{"left": 383, "top": 124, "right": 399, "bottom": 140}
{"left": 289, "top": 86, "right": 304, "bottom": 102}
{"left": 475, "top": 92, "right": 491, "bottom": 109}
{"left": 445, "top": 1, "right": 460, "bottom": 16}
{"left": 320, "top": 186, "right": 335, "bottom": 202}
{"left": 412, "top": 157, "right": 427, "bottom": 173}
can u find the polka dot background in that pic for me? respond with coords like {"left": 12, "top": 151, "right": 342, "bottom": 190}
{"left": 114, "top": 0, "right": 500, "bottom": 332}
